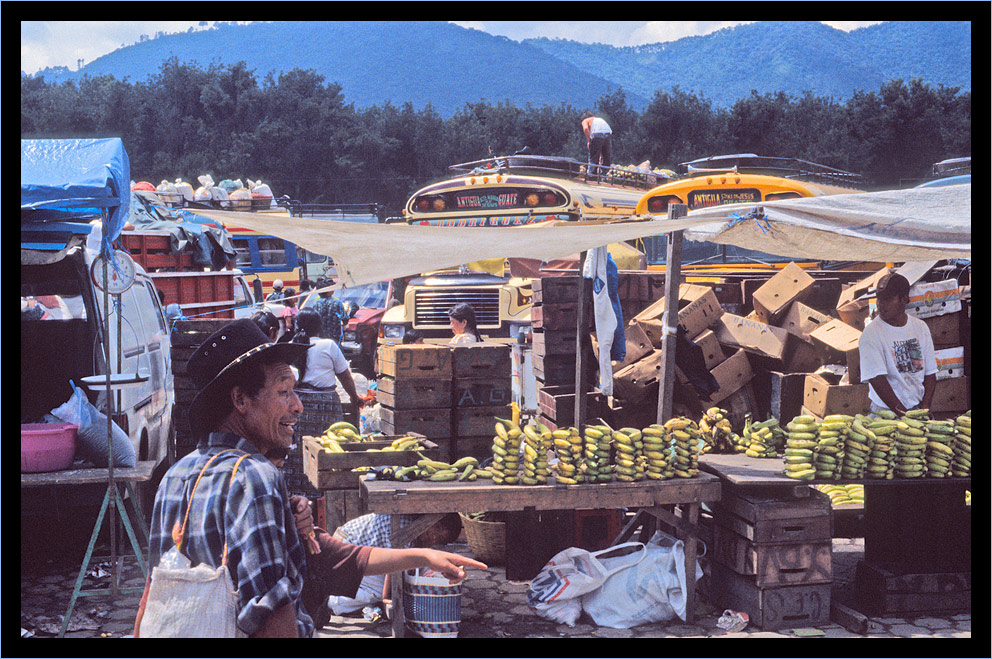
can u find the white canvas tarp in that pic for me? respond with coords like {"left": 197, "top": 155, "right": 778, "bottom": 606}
{"left": 194, "top": 182, "right": 970, "bottom": 288}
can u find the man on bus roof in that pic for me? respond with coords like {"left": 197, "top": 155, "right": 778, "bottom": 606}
{"left": 580, "top": 111, "right": 613, "bottom": 169}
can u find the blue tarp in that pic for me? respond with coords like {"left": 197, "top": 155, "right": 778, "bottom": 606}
{"left": 21, "top": 138, "right": 131, "bottom": 254}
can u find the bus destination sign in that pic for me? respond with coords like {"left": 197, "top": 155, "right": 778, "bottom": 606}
{"left": 688, "top": 188, "right": 760, "bottom": 209}
{"left": 454, "top": 191, "right": 519, "bottom": 209}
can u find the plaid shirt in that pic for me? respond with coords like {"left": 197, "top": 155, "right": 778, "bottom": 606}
{"left": 148, "top": 432, "right": 313, "bottom": 638}
{"left": 312, "top": 295, "right": 345, "bottom": 344}
{"left": 335, "top": 513, "right": 418, "bottom": 549}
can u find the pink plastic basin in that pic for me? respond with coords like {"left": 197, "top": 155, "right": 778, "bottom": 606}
{"left": 21, "top": 423, "right": 77, "bottom": 473}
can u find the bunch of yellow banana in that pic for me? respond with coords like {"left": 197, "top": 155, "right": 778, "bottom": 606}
{"left": 894, "top": 410, "right": 930, "bottom": 478}
{"left": 642, "top": 424, "right": 673, "bottom": 480}
{"left": 838, "top": 415, "right": 874, "bottom": 479}
{"left": 783, "top": 414, "right": 819, "bottom": 480}
{"left": 583, "top": 425, "right": 615, "bottom": 483}
{"left": 924, "top": 418, "right": 956, "bottom": 477}
{"left": 321, "top": 421, "right": 364, "bottom": 443}
{"left": 316, "top": 435, "right": 345, "bottom": 454}
{"left": 666, "top": 416, "right": 700, "bottom": 478}
{"left": 410, "top": 454, "right": 485, "bottom": 482}
{"left": 699, "top": 407, "right": 736, "bottom": 453}
{"left": 742, "top": 414, "right": 778, "bottom": 459}
{"left": 951, "top": 411, "right": 971, "bottom": 477}
{"left": 491, "top": 417, "right": 523, "bottom": 484}
{"left": 612, "top": 427, "right": 647, "bottom": 482}
{"left": 810, "top": 415, "right": 846, "bottom": 480}
{"left": 519, "top": 423, "right": 552, "bottom": 485}
{"left": 552, "top": 427, "right": 584, "bottom": 484}
{"left": 818, "top": 483, "right": 864, "bottom": 506}
{"left": 863, "top": 412, "right": 898, "bottom": 479}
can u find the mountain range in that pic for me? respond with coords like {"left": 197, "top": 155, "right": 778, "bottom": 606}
{"left": 29, "top": 21, "right": 972, "bottom": 115}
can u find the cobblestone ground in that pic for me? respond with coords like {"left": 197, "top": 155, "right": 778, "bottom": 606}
{"left": 20, "top": 537, "right": 970, "bottom": 640}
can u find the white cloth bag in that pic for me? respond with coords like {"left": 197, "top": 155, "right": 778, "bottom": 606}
{"left": 136, "top": 450, "right": 249, "bottom": 638}
{"left": 583, "top": 245, "right": 617, "bottom": 396}
{"left": 581, "top": 530, "right": 704, "bottom": 628}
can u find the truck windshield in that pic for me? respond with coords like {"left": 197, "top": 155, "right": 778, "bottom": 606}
{"left": 333, "top": 281, "right": 390, "bottom": 309}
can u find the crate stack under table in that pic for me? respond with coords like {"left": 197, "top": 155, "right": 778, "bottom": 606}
{"left": 703, "top": 485, "right": 834, "bottom": 630}
{"left": 450, "top": 343, "right": 512, "bottom": 460}
{"left": 377, "top": 344, "right": 455, "bottom": 460}
{"left": 531, "top": 276, "right": 602, "bottom": 430}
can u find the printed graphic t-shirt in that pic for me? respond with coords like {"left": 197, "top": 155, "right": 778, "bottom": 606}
{"left": 859, "top": 314, "right": 937, "bottom": 410}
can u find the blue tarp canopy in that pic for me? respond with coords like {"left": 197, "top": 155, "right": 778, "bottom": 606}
{"left": 21, "top": 138, "right": 131, "bottom": 252}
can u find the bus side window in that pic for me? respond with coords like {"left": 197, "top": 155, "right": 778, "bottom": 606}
{"left": 232, "top": 238, "right": 253, "bottom": 268}
{"left": 258, "top": 237, "right": 287, "bottom": 266}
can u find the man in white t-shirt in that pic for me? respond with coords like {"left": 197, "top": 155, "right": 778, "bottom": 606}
{"left": 859, "top": 273, "right": 937, "bottom": 415}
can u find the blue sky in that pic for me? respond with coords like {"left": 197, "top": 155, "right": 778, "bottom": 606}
{"left": 21, "top": 20, "right": 884, "bottom": 75}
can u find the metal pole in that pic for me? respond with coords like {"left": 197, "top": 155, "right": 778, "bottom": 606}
{"left": 102, "top": 260, "right": 120, "bottom": 596}
{"left": 573, "top": 251, "right": 589, "bottom": 431}
{"left": 656, "top": 204, "right": 688, "bottom": 424}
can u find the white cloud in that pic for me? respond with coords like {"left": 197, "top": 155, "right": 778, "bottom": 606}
{"left": 822, "top": 21, "right": 885, "bottom": 31}
{"left": 630, "top": 21, "right": 754, "bottom": 45}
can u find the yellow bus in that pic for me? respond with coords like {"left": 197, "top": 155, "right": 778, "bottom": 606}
{"left": 634, "top": 154, "right": 872, "bottom": 273}
{"left": 380, "top": 154, "right": 659, "bottom": 346}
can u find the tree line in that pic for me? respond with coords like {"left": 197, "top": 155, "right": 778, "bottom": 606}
{"left": 21, "top": 59, "right": 971, "bottom": 215}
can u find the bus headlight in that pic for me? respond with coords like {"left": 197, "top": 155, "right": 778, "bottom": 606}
{"left": 383, "top": 324, "right": 406, "bottom": 339}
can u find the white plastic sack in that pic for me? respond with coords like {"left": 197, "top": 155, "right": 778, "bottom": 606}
{"left": 581, "top": 530, "right": 703, "bottom": 628}
{"left": 583, "top": 246, "right": 616, "bottom": 396}
{"left": 138, "top": 546, "right": 245, "bottom": 638}
{"left": 50, "top": 382, "right": 135, "bottom": 468}
{"left": 526, "top": 542, "right": 644, "bottom": 627}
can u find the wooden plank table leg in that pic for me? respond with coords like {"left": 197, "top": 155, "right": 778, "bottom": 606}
{"left": 682, "top": 502, "right": 700, "bottom": 624}
{"left": 389, "top": 514, "right": 406, "bottom": 638}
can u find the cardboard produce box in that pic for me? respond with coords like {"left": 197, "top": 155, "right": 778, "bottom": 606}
{"left": 613, "top": 349, "right": 665, "bottom": 403}
{"left": 590, "top": 321, "right": 653, "bottom": 371}
{"left": 930, "top": 376, "right": 970, "bottom": 413}
{"left": 785, "top": 338, "right": 828, "bottom": 374}
{"left": 934, "top": 346, "right": 965, "bottom": 381}
{"left": 907, "top": 279, "right": 962, "bottom": 319}
{"left": 693, "top": 328, "right": 726, "bottom": 371}
{"left": 377, "top": 344, "right": 452, "bottom": 379}
{"left": 809, "top": 319, "right": 862, "bottom": 364}
{"left": 633, "top": 284, "right": 723, "bottom": 344}
{"left": 708, "top": 348, "right": 754, "bottom": 405}
{"left": 751, "top": 262, "right": 816, "bottom": 325}
{"left": 779, "top": 301, "right": 834, "bottom": 343}
{"left": 835, "top": 268, "right": 893, "bottom": 330}
{"left": 715, "top": 313, "right": 792, "bottom": 362}
{"left": 922, "top": 311, "right": 963, "bottom": 349}
{"left": 803, "top": 374, "right": 869, "bottom": 417}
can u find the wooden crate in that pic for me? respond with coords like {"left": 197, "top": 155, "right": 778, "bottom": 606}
{"left": 379, "top": 406, "right": 452, "bottom": 439}
{"left": 323, "top": 488, "right": 365, "bottom": 533}
{"left": 532, "top": 353, "right": 577, "bottom": 384}
{"left": 454, "top": 405, "right": 509, "bottom": 438}
{"left": 451, "top": 343, "right": 511, "bottom": 378}
{"left": 531, "top": 328, "right": 578, "bottom": 356}
{"left": 377, "top": 344, "right": 452, "bottom": 379}
{"left": 533, "top": 276, "right": 580, "bottom": 304}
{"left": 531, "top": 303, "right": 581, "bottom": 330}
{"left": 711, "top": 488, "right": 832, "bottom": 544}
{"left": 453, "top": 377, "right": 512, "bottom": 408}
{"left": 376, "top": 376, "right": 451, "bottom": 409}
{"left": 711, "top": 526, "right": 832, "bottom": 587}
{"left": 450, "top": 436, "right": 494, "bottom": 462}
{"left": 536, "top": 384, "right": 605, "bottom": 423}
{"left": 707, "top": 561, "right": 831, "bottom": 630}
{"left": 854, "top": 561, "right": 971, "bottom": 616}
{"left": 303, "top": 434, "right": 435, "bottom": 489}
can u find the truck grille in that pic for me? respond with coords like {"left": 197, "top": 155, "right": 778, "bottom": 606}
{"left": 414, "top": 288, "right": 501, "bottom": 327}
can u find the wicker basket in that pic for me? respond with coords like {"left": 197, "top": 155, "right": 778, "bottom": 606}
{"left": 458, "top": 513, "right": 506, "bottom": 566}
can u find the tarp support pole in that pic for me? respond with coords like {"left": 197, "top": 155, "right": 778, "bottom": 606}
{"left": 574, "top": 251, "right": 589, "bottom": 432}
{"left": 657, "top": 204, "right": 687, "bottom": 424}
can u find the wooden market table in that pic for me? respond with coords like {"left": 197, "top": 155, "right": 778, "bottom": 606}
{"left": 361, "top": 473, "right": 722, "bottom": 637}
{"left": 21, "top": 461, "right": 156, "bottom": 636}
{"left": 698, "top": 453, "right": 971, "bottom": 616}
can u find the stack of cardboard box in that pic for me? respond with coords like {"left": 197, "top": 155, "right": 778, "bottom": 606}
{"left": 907, "top": 279, "right": 970, "bottom": 414}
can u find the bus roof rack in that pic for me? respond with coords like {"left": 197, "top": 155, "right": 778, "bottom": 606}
{"left": 678, "top": 154, "right": 865, "bottom": 188}
{"left": 933, "top": 157, "right": 971, "bottom": 177}
{"left": 448, "top": 155, "right": 665, "bottom": 190}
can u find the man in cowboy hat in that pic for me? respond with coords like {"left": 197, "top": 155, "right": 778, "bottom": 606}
{"left": 142, "top": 319, "right": 484, "bottom": 637}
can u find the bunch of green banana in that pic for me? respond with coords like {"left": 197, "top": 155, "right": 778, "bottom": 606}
{"left": 612, "top": 427, "right": 646, "bottom": 482}
{"left": 666, "top": 417, "right": 700, "bottom": 478}
{"left": 818, "top": 483, "right": 864, "bottom": 506}
{"left": 951, "top": 411, "right": 971, "bottom": 477}
{"left": 808, "top": 415, "right": 845, "bottom": 480}
{"left": 641, "top": 424, "right": 672, "bottom": 480}
{"left": 699, "top": 407, "right": 735, "bottom": 453}
{"left": 864, "top": 413, "right": 898, "bottom": 479}
{"left": 783, "top": 414, "right": 818, "bottom": 480}
{"left": 582, "top": 425, "right": 615, "bottom": 483}
{"left": 413, "top": 454, "right": 483, "bottom": 482}
{"left": 491, "top": 417, "right": 523, "bottom": 484}
{"left": 894, "top": 413, "right": 929, "bottom": 478}
{"left": 840, "top": 415, "right": 875, "bottom": 479}
{"left": 520, "top": 423, "right": 552, "bottom": 485}
{"left": 742, "top": 414, "right": 779, "bottom": 458}
{"left": 924, "top": 418, "right": 956, "bottom": 478}
{"left": 552, "top": 427, "right": 584, "bottom": 484}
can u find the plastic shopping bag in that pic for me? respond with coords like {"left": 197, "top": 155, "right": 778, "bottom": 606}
{"left": 526, "top": 542, "right": 645, "bottom": 627}
{"left": 581, "top": 530, "right": 704, "bottom": 628}
{"left": 50, "top": 381, "right": 135, "bottom": 468}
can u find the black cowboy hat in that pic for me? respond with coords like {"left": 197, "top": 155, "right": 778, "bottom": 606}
{"left": 187, "top": 319, "right": 310, "bottom": 438}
